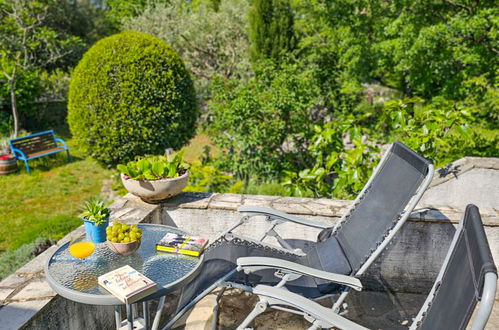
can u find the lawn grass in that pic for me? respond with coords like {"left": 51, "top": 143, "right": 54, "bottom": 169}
{"left": 0, "top": 135, "right": 113, "bottom": 254}
{"left": 183, "top": 132, "right": 220, "bottom": 163}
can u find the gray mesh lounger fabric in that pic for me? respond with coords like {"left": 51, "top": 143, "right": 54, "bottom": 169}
{"left": 332, "top": 142, "right": 430, "bottom": 273}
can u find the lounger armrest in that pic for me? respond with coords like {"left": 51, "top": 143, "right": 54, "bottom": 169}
{"left": 253, "top": 285, "right": 368, "bottom": 330}
{"left": 237, "top": 206, "right": 329, "bottom": 229}
{"left": 237, "top": 257, "right": 362, "bottom": 291}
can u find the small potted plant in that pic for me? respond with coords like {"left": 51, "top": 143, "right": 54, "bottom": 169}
{"left": 80, "top": 198, "right": 110, "bottom": 243}
{"left": 117, "top": 150, "right": 189, "bottom": 203}
{"left": 0, "top": 134, "right": 17, "bottom": 175}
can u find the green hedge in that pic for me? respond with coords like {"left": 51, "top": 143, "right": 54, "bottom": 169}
{"left": 68, "top": 31, "right": 198, "bottom": 166}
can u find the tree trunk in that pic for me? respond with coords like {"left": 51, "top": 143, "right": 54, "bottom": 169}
{"left": 9, "top": 79, "right": 20, "bottom": 138}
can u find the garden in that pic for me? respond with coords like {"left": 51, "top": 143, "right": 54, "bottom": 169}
{"left": 0, "top": 0, "right": 497, "bottom": 282}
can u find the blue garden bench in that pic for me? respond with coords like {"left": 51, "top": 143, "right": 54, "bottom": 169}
{"left": 9, "top": 130, "right": 71, "bottom": 174}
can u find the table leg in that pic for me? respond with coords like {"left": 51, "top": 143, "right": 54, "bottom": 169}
{"left": 151, "top": 296, "right": 165, "bottom": 330}
{"left": 115, "top": 305, "right": 121, "bottom": 329}
{"left": 143, "top": 301, "right": 150, "bottom": 329}
{"left": 126, "top": 303, "right": 134, "bottom": 330}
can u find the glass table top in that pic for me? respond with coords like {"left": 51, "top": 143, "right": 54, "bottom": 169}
{"left": 45, "top": 224, "right": 203, "bottom": 305}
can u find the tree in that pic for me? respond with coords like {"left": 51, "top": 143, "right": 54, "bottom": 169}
{"left": 68, "top": 31, "right": 198, "bottom": 166}
{"left": 248, "top": 0, "right": 297, "bottom": 64}
{"left": 125, "top": 0, "right": 251, "bottom": 108}
{"left": 376, "top": 1, "right": 498, "bottom": 100}
{"left": 208, "top": 61, "right": 321, "bottom": 179}
{"left": 103, "top": 0, "right": 171, "bottom": 28}
{"left": 0, "top": 0, "right": 81, "bottom": 136}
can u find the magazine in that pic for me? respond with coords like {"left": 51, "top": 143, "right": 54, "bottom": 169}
{"left": 98, "top": 265, "right": 157, "bottom": 304}
{"left": 156, "top": 233, "right": 208, "bottom": 257}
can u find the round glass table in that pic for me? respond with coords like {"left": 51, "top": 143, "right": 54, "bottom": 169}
{"left": 45, "top": 224, "right": 204, "bottom": 330}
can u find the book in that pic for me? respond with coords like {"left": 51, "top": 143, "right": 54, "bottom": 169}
{"left": 98, "top": 265, "right": 157, "bottom": 304}
{"left": 156, "top": 233, "right": 208, "bottom": 257}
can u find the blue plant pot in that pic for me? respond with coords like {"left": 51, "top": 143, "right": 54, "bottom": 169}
{"left": 83, "top": 217, "right": 109, "bottom": 243}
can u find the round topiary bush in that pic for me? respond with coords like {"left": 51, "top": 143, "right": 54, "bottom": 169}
{"left": 68, "top": 31, "right": 198, "bottom": 166}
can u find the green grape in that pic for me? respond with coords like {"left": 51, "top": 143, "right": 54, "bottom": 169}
{"left": 135, "top": 232, "right": 142, "bottom": 239}
{"left": 122, "top": 237, "right": 130, "bottom": 243}
{"left": 129, "top": 232, "right": 137, "bottom": 240}
{"left": 106, "top": 227, "right": 112, "bottom": 233}
{"left": 118, "top": 233, "right": 125, "bottom": 241}
{"left": 111, "top": 237, "right": 118, "bottom": 243}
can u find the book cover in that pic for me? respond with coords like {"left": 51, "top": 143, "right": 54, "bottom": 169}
{"left": 156, "top": 233, "right": 208, "bottom": 257}
{"left": 98, "top": 265, "right": 157, "bottom": 304}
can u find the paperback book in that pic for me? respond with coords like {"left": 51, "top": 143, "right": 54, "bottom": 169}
{"left": 98, "top": 265, "right": 157, "bottom": 304}
{"left": 156, "top": 233, "right": 208, "bottom": 257}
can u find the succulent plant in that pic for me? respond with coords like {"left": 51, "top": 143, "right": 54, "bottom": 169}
{"left": 80, "top": 198, "right": 110, "bottom": 226}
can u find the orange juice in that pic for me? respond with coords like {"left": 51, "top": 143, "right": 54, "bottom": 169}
{"left": 69, "top": 242, "right": 95, "bottom": 259}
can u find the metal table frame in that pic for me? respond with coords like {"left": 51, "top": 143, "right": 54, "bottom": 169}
{"left": 45, "top": 224, "right": 204, "bottom": 330}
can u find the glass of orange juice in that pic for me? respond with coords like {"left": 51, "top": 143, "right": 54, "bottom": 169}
{"left": 69, "top": 234, "right": 95, "bottom": 260}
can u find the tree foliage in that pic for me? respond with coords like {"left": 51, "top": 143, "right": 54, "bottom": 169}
{"left": 249, "top": 0, "right": 297, "bottom": 64}
{"left": 376, "top": 97, "right": 497, "bottom": 166}
{"left": 125, "top": 0, "right": 251, "bottom": 107}
{"left": 0, "top": 0, "right": 82, "bottom": 136}
{"left": 68, "top": 31, "right": 198, "bottom": 166}
{"left": 208, "top": 61, "right": 321, "bottom": 179}
{"left": 376, "top": 2, "right": 498, "bottom": 100}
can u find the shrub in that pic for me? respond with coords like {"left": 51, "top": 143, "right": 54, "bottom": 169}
{"left": 245, "top": 181, "right": 288, "bottom": 196}
{"left": 0, "top": 237, "right": 57, "bottom": 280}
{"left": 372, "top": 96, "right": 498, "bottom": 168}
{"left": 282, "top": 120, "right": 380, "bottom": 199}
{"left": 10, "top": 215, "right": 81, "bottom": 250}
{"left": 0, "top": 242, "right": 36, "bottom": 280}
{"left": 184, "top": 160, "right": 243, "bottom": 193}
{"left": 68, "top": 31, "right": 198, "bottom": 166}
{"left": 208, "top": 61, "right": 321, "bottom": 180}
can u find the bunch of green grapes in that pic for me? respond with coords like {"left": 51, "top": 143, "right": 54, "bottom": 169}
{"left": 106, "top": 222, "right": 142, "bottom": 243}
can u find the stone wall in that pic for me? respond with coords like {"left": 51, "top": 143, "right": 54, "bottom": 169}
{"left": 0, "top": 157, "right": 497, "bottom": 329}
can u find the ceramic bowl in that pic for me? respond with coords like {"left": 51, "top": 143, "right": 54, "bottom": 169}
{"left": 120, "top": 171, "right": 189, "bottom": 203}
{"left": 106, "top": 239, "right": 141, "bottom": 256}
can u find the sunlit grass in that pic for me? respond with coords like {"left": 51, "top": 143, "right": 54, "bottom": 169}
{"left": 183, "top": 132, "right": 220, "bottom": 163}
